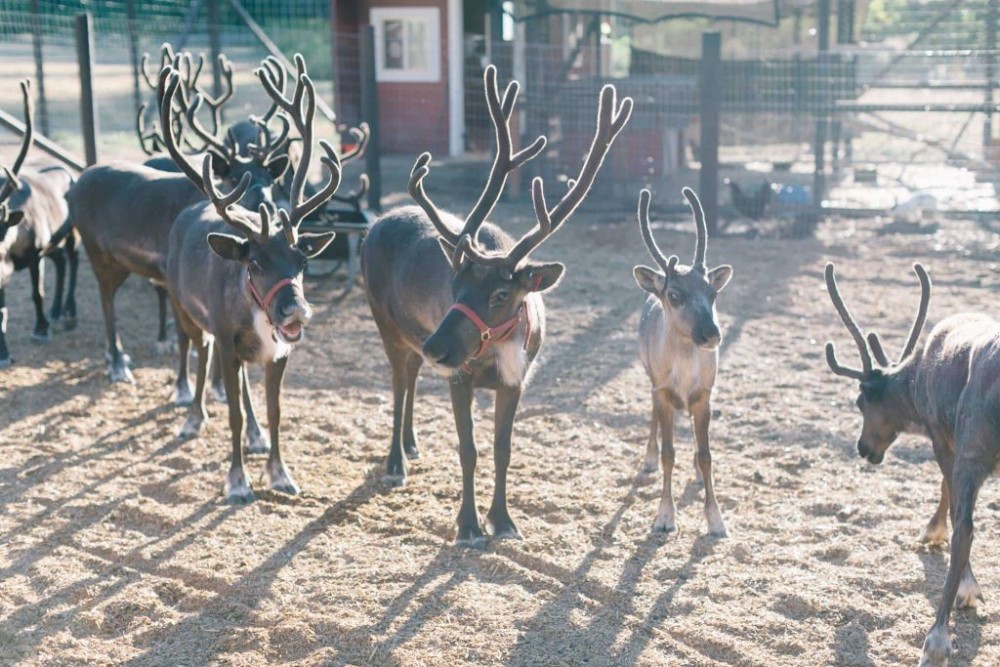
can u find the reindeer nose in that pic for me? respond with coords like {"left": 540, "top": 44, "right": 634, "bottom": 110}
{"left": 280, "top": 300, "right": 311, "bottom": 325}
{"left": 695, "top": 324, "right": 722, "bottom": 349}
{"left": 422, "top": 336, "right": 449, "bottom": 365}
{"left": 857, "top": 439, "right": 871, "bottom": 458}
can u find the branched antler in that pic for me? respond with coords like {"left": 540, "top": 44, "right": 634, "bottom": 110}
{"left": 457, "top": 79, "right": 632, "bottom": 270}
{"left": 824, "top": 263, "right": 874, "bottom": 380}
{"left": 200, "top": 152, "right": 258, "bottom": 240}
{"left": 864, "top": 263, "right": 932, "bottom": 369}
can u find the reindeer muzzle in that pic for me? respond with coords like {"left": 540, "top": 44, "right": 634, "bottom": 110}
{"left": 449, "top": 301, "right": 529, "bottom": 364}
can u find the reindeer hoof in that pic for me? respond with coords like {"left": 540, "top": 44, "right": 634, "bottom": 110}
{"left": 919, "top": 626, "right": 951, "bottom": 667}
{"left": 31, "top": 330, "right": 51, "bottom": 343}
{"left": 404, "top": 445, "right": 421, "bottom": 461}
{"left": 652, "top": 522, "right": 677, "bottom": 535}
{"left": 920, "top": 522, "right": 949, "bottom": 545}
{"left": 487, "top": 511, "right": 522, "bottom": 541}
{"left": 226, "top": 486, "right": 256, "bottom": 505}
{"left": 109, "top": 365, "right": 135, "bottom": 384}
{"left": 177, "top": 418, "right": 205, "bottom": 441}
{"left": 211, "top": 384, "right": 227, "bottom": 403}
{"left": 270, "top": 478, "right": 300, "bottom": 495}
{"left": 709, "top": 524, "right": 730, "bottom": 538}
{"left": 455, "top": 515, "right": 487, "bottom": 549}
{"left": 246, "top": 429, "right": 271, "bottom": 455}
{"left": 957, "top": 578, "right": 983, "bottom": 609}
{"left": 174, "top": 385, "right": 194, "bottom": 407}
{"left": 641, "top": 458, "right": 658, "bottom": 475}
{"left": 382, "top": 473, "right": 406, "bottom": 488}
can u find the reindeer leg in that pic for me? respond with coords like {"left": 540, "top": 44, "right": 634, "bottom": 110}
{"left": 920, "top": 464, "right": 987, "bottom": 667}
{"left": 210, "top": 344, "right": 227, "bottom": 402}
{"left": 219, "top": 345, "right": 253, "bottom": 504}
{"left": 402, "top": 352, "right": 423, "bottom": 460}
{"left": 0, "top": 287, "right": 10, "bottom": 368}
{"left": 178, "top": 333, "right": 209, "bottom": 439}
{"left": 692, "top": 394, "right": 727, "bottom": 537}
{"left": 62, "top": 230, "right": 78, "bottom": 329}
{"left": 28, "top": 255, "right": 50, "bottom": 342}
{"left": 95, "top": 264, "right": 133, "bottom": 383}
{"left": 642, "top": 394, "right": 659, "bottom": 474}
{"left": 169, "top": 295, "right": 194, "bottom": 406}
{"left": 933, "top": 441, "right": 978, "bottom": 605}
{"left": 264, "top": 356, "right": 297, "bottom": 494}
{"left": 383, "top": 346, "right": 410, "bottom": 486}
{"left": 243, "top": 365, "right": 271, "bottom": 455}
{"left": 921, "top": 477, "right": 950, "bottom": 545}
{"left": 153, "top": 285, "right": 175, "bottom": 355}
{"left": 48, "top": 248, "right": 66, "bottom": 323}
{"left": 487, "top": 383, "right": 522, "bottom": 540}
{"left": 452, "top": 378, "right": 485, "bottom": 548}
{"left": 652, "top": 389, "right": 677, "bottom": 534}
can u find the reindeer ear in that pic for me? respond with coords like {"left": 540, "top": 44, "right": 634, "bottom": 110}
{"left": 437, "top": 237, "right": 457, "bottom": 263}
{"left": 207, "top": 232, "right": 249, "bottom": 262}
{"left": 207, "top": 149, "right": 231, "bottom": 178}
{"left": 517, "top": 262, "right": 565, "bottom": 293}
{"left": 266, "top": 155, "right": 290, "bottom": 181}
{"left": 297, "top": 231, "right": 336, "bottom": 258}
{"left": 633, "top": 265, "right": 665, "bottom": 295}
{"left": 708, "top": 264, "right": 733, "bottom": 292}
{"left": 5, "top": 209, "right": 25, "bottom": 227}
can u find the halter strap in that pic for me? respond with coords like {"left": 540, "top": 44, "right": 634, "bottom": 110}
{"left": 449, "top": 300, "right": 531, "bottom": 370}
{"left": 246, "top": 268, "right": 294, "bottom": 325}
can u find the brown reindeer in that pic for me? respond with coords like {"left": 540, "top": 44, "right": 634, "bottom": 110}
{"left": 362, "top": 66, "right": 631, "bottom": 547}
{"left": 159, "top": 56, "right": 337, "bottom": 502}
{"left": 1, "top": 79, "right": 77, "bottom": 368}
{"left": 823, "top": 262, "right": 1000, "bottom": 666}
{"left": 633, "top": 188, "right": 733, "bottom": 537}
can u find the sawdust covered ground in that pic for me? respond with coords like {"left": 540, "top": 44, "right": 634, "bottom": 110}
{"left": 2, "top": 198, "right": 1000, "bottom": 666}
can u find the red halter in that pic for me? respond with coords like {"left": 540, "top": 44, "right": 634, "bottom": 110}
{"left": 246, "top": 268, "right": 294, "bottom": 325}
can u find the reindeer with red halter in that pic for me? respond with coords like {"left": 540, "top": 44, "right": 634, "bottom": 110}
{"left": 159, "top": 55, "right": 337, "bottom": 503}
{"left": 362, "top": 66, "right": 631, "bottom": 547}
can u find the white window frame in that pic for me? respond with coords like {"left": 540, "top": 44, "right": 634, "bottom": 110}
{"left": 371, "top": 7, "right": 441, "bottom": 83}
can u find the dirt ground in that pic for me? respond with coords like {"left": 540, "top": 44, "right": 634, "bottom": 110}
{"left": 2, "top": 189, "right": 1000, "bottom": 666}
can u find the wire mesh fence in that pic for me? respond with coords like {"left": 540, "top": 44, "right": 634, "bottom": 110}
{"left": 1, "top": 1, "right": 998, "bottom": 226}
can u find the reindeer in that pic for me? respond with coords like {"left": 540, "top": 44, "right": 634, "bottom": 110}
{"left": 362, "top": 65, "right": 631, "bottom": 547}
{"left": 66, "top": 54, "right": 291, "bottom": 390}
{"left": 823, "top": 262, "right": 1000, "bottom": 667}
{"left": 0, "top": 79, "right": 77, "bottom": 368}
{"left": 158, "top": 56, "right": 337, "bottom": 503}
{"left": 632, "top": 188, "right": 733, "bottom": 537}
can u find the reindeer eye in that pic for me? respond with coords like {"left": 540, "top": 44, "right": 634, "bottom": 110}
{"left": 490, "top": 290, "right": 510, "bottom": 307}
{"left": 667, "top": 290, "right": 683, "bottom": 306}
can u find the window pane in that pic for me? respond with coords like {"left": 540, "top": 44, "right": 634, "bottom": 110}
{"left": 384, "top": 19, "right": 404, "bottom": 69}
{"left": 407, "top": 20, "right": 428, "bottom": 70}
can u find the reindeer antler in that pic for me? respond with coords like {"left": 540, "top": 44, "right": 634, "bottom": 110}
{"left": 824, "top": 263, "right": 874, "bottom": 381}
{"left": 256, "top": 53, "right": 342, "bottom": 237}
{"left": 200, "top": 153, "right": 259, "bottom": 240}
{"left": 8, "top": 79, "right": 33, "bottom": 179}
{"left": 407, "top": 66, "right": 547, "bottom": 246}
{"left": 683, "top": 187, "right": 709, "bottom": 270}
{"left": 637, "top": 189, "right": 679, "bottom": 277}
{"left": 865, "top": 263, "right": 932, "bottom": 369}
{"left": 458, "top": 80, "right": 633, "bottom": 270}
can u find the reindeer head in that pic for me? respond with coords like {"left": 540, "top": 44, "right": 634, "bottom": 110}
{"left": 143, "top": 47, "right": 290, "bottom": 208}
{"left": 633, "top": 188, "right": 733, "bottom": 350}
{"left": 824, "top": 262, "right": 931, "bottom": 463}
{"left": 160, "top": 55, "right": 338, "bottom": 344}
{"left": 410, "top": 66, "right": 632, "bottom": 369}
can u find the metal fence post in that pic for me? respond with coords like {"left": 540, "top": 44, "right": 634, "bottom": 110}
{"left": 208, "top": 0, "right": 224, "bottom": 111}
{"left": 126, "top": 0, "right": 141, "bottom": 114}
{"left": 360, "top": 25, "right": 382, "bottom": 212}
{"left": 985, "top": 0, "right": 997, "bottom": 156}
{"left": 699, "top": 31, "right": 721, "bottom": 236}
{"left": 812, "top": 0, "right": 832, "bottom": 224}
{"left": 75, "top": 12, "right": 99, "bottom": 166}
{"left": 30, "top": 0, "right": 49, "bottom": 136}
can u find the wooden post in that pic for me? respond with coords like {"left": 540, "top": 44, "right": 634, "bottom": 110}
{"left": 75, "top": 13, "right": 99, "bottom": 166}
{"left": 487, "top": 0, "right": 504, "bottom": 64}
{"left": 699, "top": 31, "right": 721, "bottom": 236}
{"left": 360, "top": 25, "right": 381, "bottom": 212}
{"left": 30, "top": 0, "right": 50, "bottom": 136}
{"left": 812, "top": 0, "right": 832, "bottom": 223}
{"left": 126, "top": 0, "right": 141, "bottom": 115}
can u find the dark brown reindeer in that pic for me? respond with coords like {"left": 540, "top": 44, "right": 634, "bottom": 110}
{"left": 823, "top": 262, "right": 1000, "bottom": 667}
{"left": 66, "top": 54, "right": 290, "bottom": 388}
{"left": 159, "top": 56, "right": 337, "bottom": 503}
{"left": 633, "top": 188, "right": 733, "bottom": 537}
{"left": 0, "top": 79, "right": 77, "bottom": 368}
{"left": 362, "top": 66, "right": 631, "bottom": 547}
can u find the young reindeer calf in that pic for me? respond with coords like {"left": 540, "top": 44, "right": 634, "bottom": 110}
{"left": 633, "top": 188, "right": 733, "bottom": 537}
{"left": 823, "top": 263, "right": 1000, "bottom": 667}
